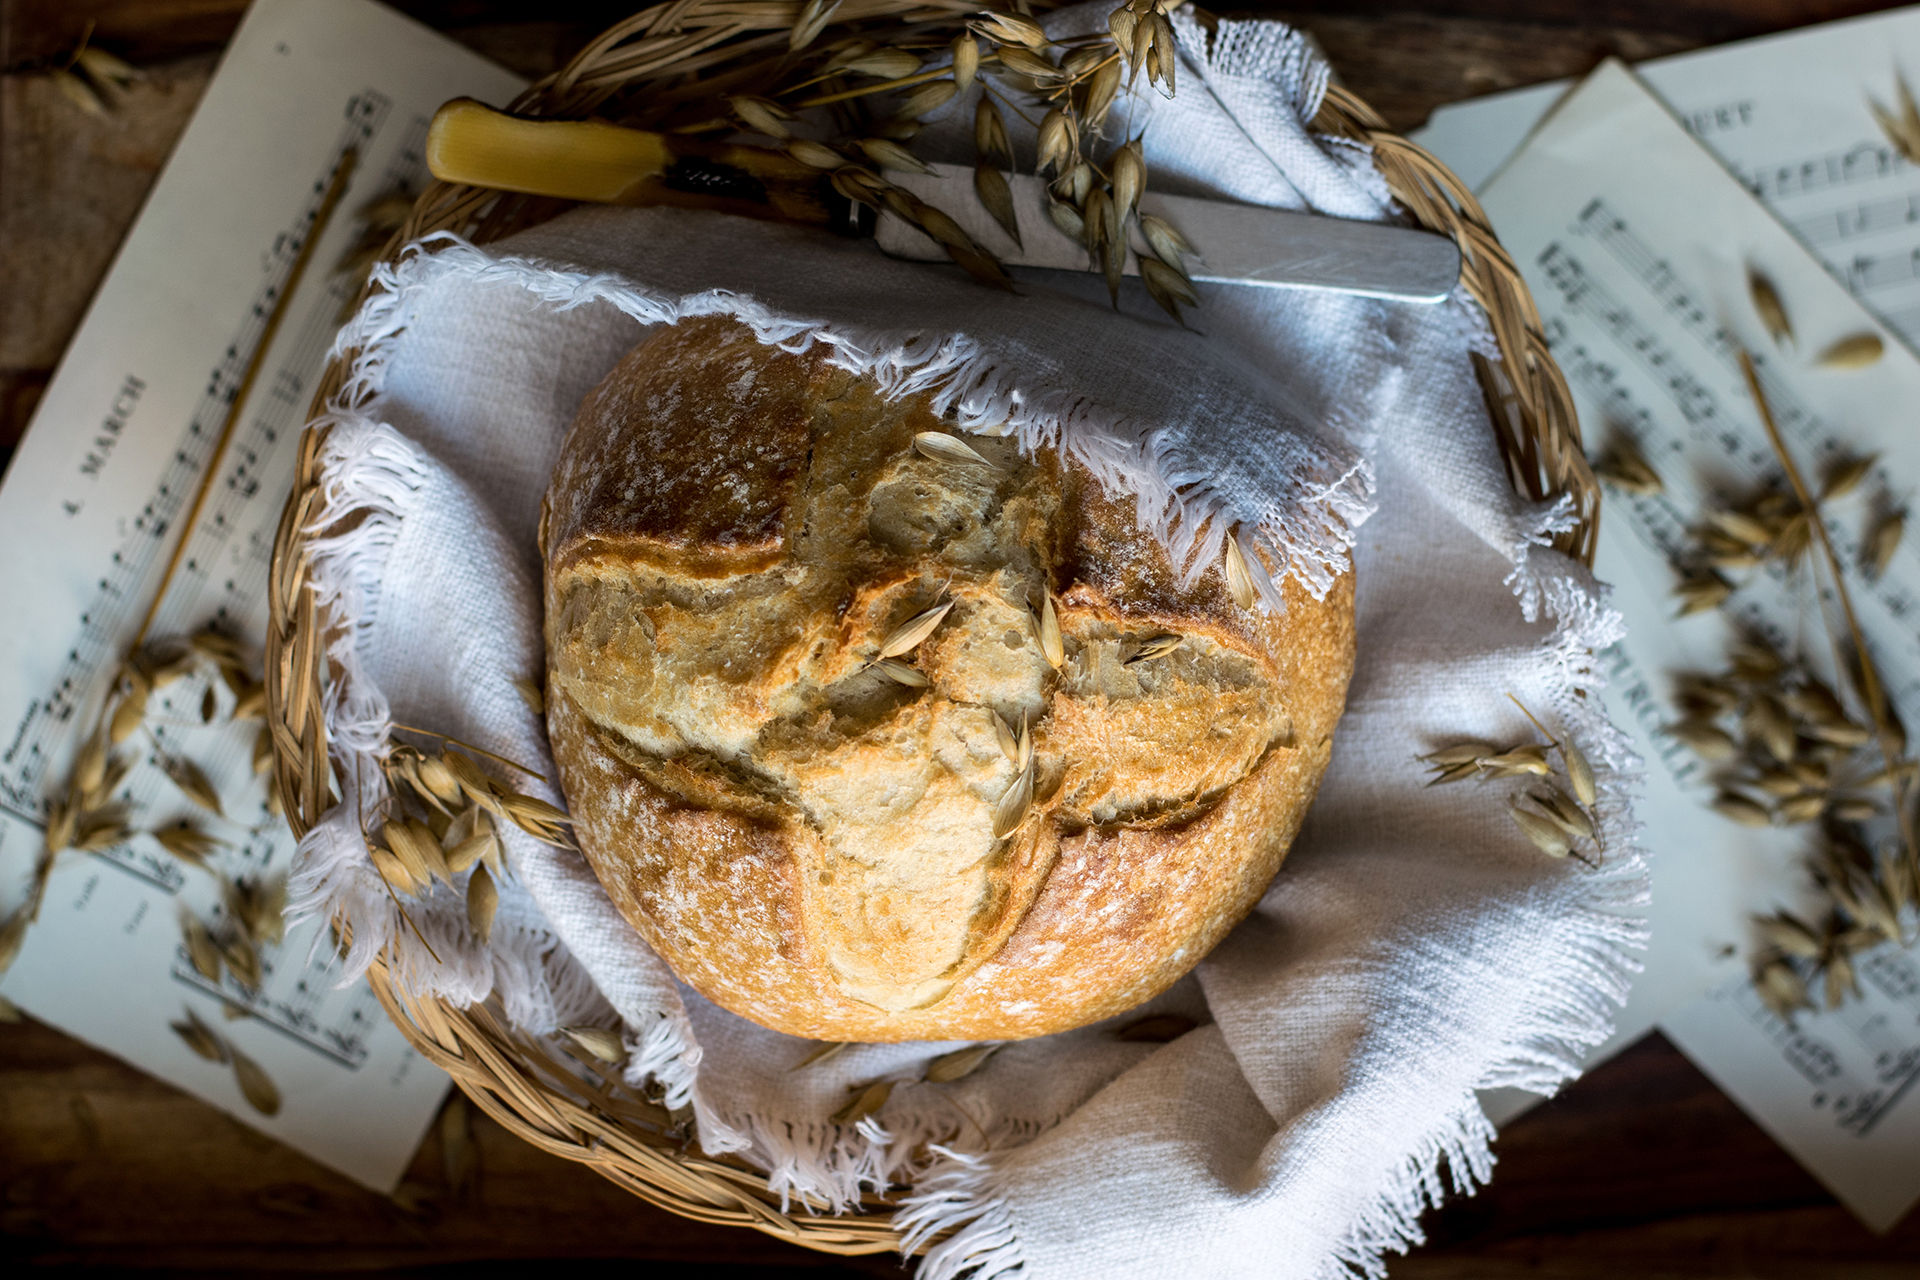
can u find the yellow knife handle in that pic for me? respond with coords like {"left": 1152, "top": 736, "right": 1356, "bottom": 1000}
{"left": 425, "top": 98, "right": 867, "bottom": 232}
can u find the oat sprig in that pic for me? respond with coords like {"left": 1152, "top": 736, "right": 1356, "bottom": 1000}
{"left": 363, "top": 726, "right": 576, "bottom": 955}
{"left": 169, "top": 1005, "right": 280, "bottom": 1115}
{"left": 925, "top": 1042, "right": 1000, "bottom": 1082}
{"left": 41, "top": 22, "right": 143, "bottom": 119}
{"left": 831, "top": 1079, "right": 894, "bottom": 1124}
{"left": 1748, "top": 830, "right": 1915, "bottom": 1017}
{"left": 913, "top": 430, "right": 996, "bottom": 468}
{"left": 3, "top": 626, "right": 278, "bottom": 985}
{"left": 1592, "top": 433, "right": 1663, "bottom": 496}
{"left": 992, "top": 712, "right": 1036, "bottom": 837}
{"left": 690, "top": 2, "right": 1205, "bottom": 314}
{"left": 1124, "top": 633, "right": 1183, "bottom": 665}
{"left": 1661, "top": 344, "right": 1920, "bottom": 1016}
{"left": 1738, "top": 350, "right": 1917, "bottom": 881}
{"left": 875, "top": 599, "right": 955, "bottom": 661}
{"left": 1420, "top": 697, "right": 1602, "bottom": 869}
{"left": 1748, "top": 269, "right": 1794, "bottom": 348}
{"left": 1032, "top": 591, "right": 1064, "bottom": 668}
{"left": 793, "top": 1039, "right": 850, "bottom": 1070}
{"left": 1662, "top": 638, "right": 1894, "bottom": 842}
{"left": 1222, "top": 534, "right": 1257, "bottom": 609}
{"left": 1816, "top": 333, "right": 1884, "bottom": 370}
{"left": 563, "top": 1025, "right": 627, "bottom": 1064}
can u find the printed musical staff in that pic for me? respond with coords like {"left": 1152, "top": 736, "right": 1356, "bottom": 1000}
{"left": 0, "top": 94, "right": 447, "bottom": 1080}
{"left": 1725, "top": 946, "right": 1920, "bottom": 1141}
{"left": 169, "top": 945, "right": 379, "bottom": 1069}
{"left": 1739, "top": 136, "right": 1920, "bottom": 351}
{"left": 1743, "top": 138, "right": 1910, "bottom": 204}
{"left": 0, "top": 0, "right": 521, "bottom": 1189}
{"left": 0, "top": 92, "right": 392, "bottom": 819}
{"left": 1536, "top": 205, "right": 1920, "bottom": 739}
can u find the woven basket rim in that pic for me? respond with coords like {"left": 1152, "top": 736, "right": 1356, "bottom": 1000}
{"left": 264, "top": 3, "right": 1598, "bottom": 1257}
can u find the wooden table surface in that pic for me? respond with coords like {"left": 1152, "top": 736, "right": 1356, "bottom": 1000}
{"left": 4, "top": 1, "right": 1919, "bottom": 1275}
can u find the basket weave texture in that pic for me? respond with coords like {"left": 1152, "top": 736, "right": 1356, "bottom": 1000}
{"left": 265, "top": 1, "right": 1598, "bottom": 1255}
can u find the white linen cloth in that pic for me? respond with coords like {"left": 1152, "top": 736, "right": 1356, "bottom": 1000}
{"left": 288, "top": 10, "right": 1647, "bottom": 1278}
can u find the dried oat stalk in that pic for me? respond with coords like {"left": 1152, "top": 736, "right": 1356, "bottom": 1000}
{"left": 913, "top": 431, "right": 996, "bottom": 469}
{"left": 1124, "top": 633, "right": 1183, "bottom": 665}
{"left": 640, "top": 3, "right": 1203, "bottom": 314}
{"left": 793, "top": 1040, "right": 850, "bottom": 1070}
{"left": 1420, "top": 697, "right": 1603, "bottom": 869}
{"left": 925, "top": 1042, "right": 999, "bottom": 1082}
{"left": 383, "top": 730, "right": 569, "bottom": 848}
{"left": 1662, "top": 638, "right": 1896, "bottom": 841}
{"left": 1749, "top": 269, "right": 1793, "bottom": 347}
{"left": 4, "top": 625, "right": 277, "bottom": 984}
{"left": 564, "top": 1025, "right": 628, "bottom": 1064}
{"left": 990, "top": 712, "right": 1038, "bottom": 838}
{"left": 831, "top": 1078, "right": 894, "bottom": 1124}
{"left": 1591, "top": 433, "right": 1663, "bottom": 497}
{"left": 972, "top": 0, "right": 1200, "bottom": 321}
{"left": 1749, "top": 828, "right": 1915, "bottom": 1018}
{"left": 177, "top": 871, "right": 288, "bottom": 998}
{"left": 875, "top": 599, "right": 954, "bottom": 660}
{"left": 40, "top": 22, "right": 144, "bottom": 119}
{"left": 1816, "top": 333, "right": 1884, "bottom": 370}
{"left": 1664, "top": 344, "right": 1920, "bottom": 1015}
{"left": 1032, "top": 591, "right": 1065, "bottom": 668}
{"left": 365, "top": 728, "right": 574, "bottom": 954}
{"left": 1671, "top": 437, "right": 1901, "bottom": 609}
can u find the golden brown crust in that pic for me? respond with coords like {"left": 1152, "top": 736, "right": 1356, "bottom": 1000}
{"left": 545, "top": 319, "right": 814, "bottom": 578}
{"left": 544, "top": 317, "right": 1355, "bottom": 1041}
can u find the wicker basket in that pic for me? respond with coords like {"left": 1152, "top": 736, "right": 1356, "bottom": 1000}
{"left": 264, "top": 1, "right": 1597, "bottom": 1256}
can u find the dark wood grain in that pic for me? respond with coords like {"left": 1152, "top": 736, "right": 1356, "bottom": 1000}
{"left": 5, "top": 1, "right": 1920, "bottom": 1274}
{"left": 7, "top": 1009, "right": 1918, "bottom": 1275}
{"left": 1407, "top": 1035, "right": 1920, "bottom": 1278}
{"left": 0, "top": 1011, "right": 902, "bottom": 1276}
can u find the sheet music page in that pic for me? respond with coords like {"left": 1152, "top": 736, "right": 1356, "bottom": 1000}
{"left": 0, "top": 0, "right": 523, "bottom": 1191}
{"left": 1665, "top": 958, "right": 1920, "bottom": 1231}
{"left": 1414, "top": 6, "right": 1920, "bottom": 350}
{"left": 1417, "top": 2, "right": 1920, "bottom": 1124}
{"left": 1475, "top": 59, "right": 1920, "bottom": 1228}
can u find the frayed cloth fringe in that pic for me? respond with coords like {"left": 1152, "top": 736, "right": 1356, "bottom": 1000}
{"left": 1309, "top": 539, "right": 1647, "bottom": 1279}
{"left": 624, "top": 1010, "right": 700, "bottom": 1112}
{"left": 896, "top": 1147, "right": 1028, "bottom": 1280}
{"left": 338, "top": 233, "right": 1372, "bottom": 613}
{"left": 282, "top": 414, "right": 604, "bottom": 1035}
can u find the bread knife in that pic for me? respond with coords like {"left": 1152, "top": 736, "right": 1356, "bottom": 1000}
{"left": 425, "top": 98, "right": 1461, "bottom": 304}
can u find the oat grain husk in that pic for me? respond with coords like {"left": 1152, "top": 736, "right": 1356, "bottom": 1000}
{"left": 231, "top": 1047, "right": 281, "bottom": 1115}
{"left": 171, "top": 1006, "right": 228, "bottom": 1063}
{"left": 925, "top": 1043, "right": 998, "bottom": 1083}
{"left": 564, "top": 1025, "right": 626, "bottom": 1064}
{"left": 830, "top": 1080, "right": 892, "bottom": 1125}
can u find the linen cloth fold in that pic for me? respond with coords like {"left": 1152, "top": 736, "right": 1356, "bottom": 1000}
{"left": 288, "top": 10, "right": 1646, "bottom": 1278}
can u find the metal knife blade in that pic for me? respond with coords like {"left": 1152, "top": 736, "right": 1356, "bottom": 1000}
{"left": 878, "top": 162, "right": 1461, "bottom": 304}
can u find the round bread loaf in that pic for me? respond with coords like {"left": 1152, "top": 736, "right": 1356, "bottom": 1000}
{"left": 541, "top": 317, "right": 1355, "bottom": 1042}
